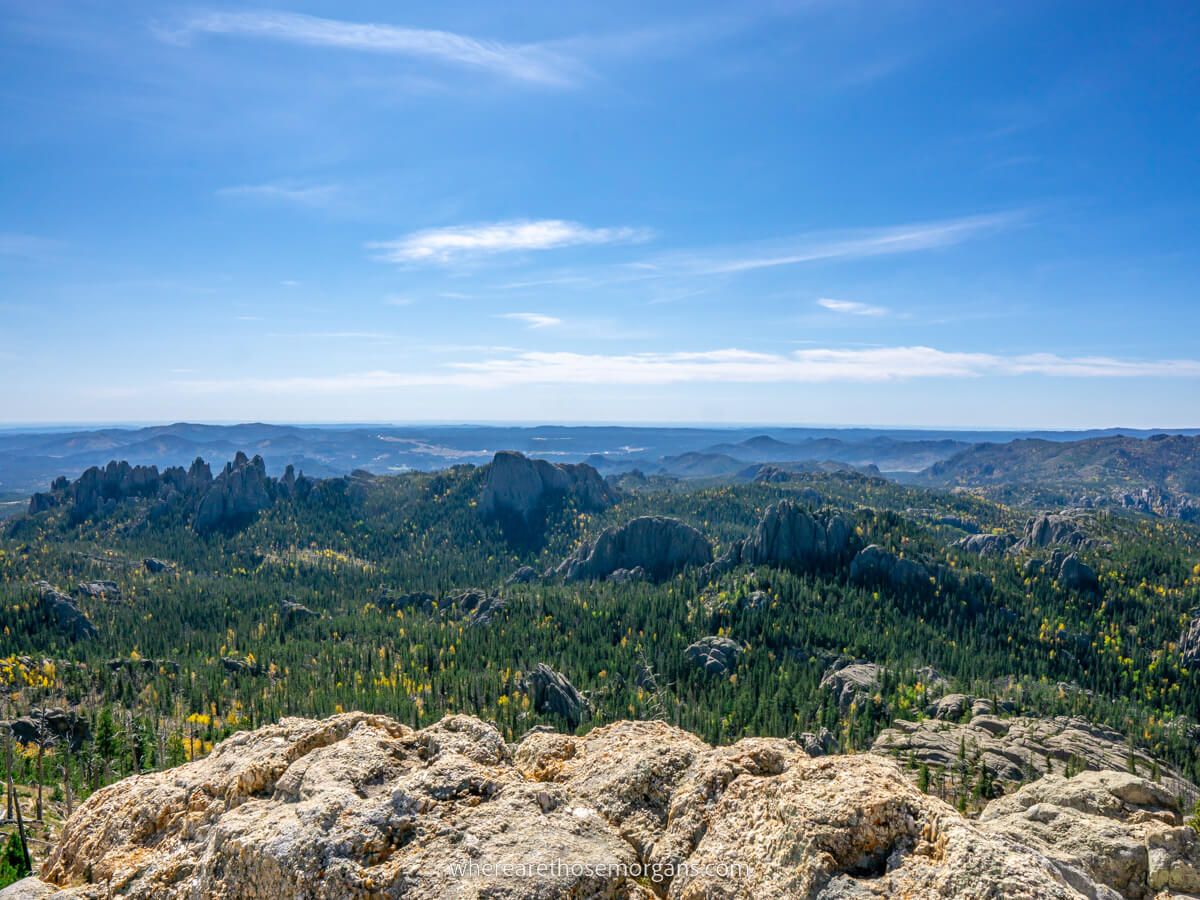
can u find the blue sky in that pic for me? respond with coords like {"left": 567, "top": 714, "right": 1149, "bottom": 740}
{"left": 2, "top": 0, "right": 1199, "bottom": 428}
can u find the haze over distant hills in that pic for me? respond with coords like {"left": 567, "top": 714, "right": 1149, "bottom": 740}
{"left": 3, "top": 422, "right": 1200, "bottom": 517}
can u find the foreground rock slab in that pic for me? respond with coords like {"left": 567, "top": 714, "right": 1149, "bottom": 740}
{"left": 14, "top": 713, "right": 1126, "bottom": 899}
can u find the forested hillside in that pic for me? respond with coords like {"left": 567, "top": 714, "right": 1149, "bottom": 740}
{"left": 2, "top": 450, "right": 1200, "bottom": 869}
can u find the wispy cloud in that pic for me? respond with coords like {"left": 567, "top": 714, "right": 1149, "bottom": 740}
{"left": 175, "top": 346, "right": 1200, "bottom": 394}
{"left": 664, "top": 212, "right": 1023, "bottom": 276}
{"left": 817, "top": 297, "right": 889, "bottom": 316}
{"left": 497, "top": 312, "right": 563, "bottom": 329}
{"left": 164, "top": 11, "right": 578, "bottom": 86}
{"left": 217, "top": 182, "right": 341, "bottom": 208}
{"left": 369, "top": 219, "right": 652, "bottom": 265}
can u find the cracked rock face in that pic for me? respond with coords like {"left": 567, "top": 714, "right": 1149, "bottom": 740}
{"left": 979, "top": 770, "right": 1200, "bottom": 899}
{"left": 16, "top": 713, "right": 1130, "bottom": 899}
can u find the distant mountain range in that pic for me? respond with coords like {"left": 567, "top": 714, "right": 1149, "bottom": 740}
{"left": 2, "top": 423, "right": 1199, "bottom": 518}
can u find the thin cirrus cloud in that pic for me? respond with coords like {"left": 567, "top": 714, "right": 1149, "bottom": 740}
{"left": 369, "top": 219, "right": 652, "bottom": 265}
{"left": 497, "top": 312, "right": 563, "bottom": 329}
{"left": 817, "top": 298, "right": 889, "bottom": 316}
{"left": 163, "top": 11, "right": 579, "bottom": 86}
{"left": 174, "top": 346, "right": 1200, "bottom": 394}
{"left": 217, "top": 182, "right": 341, "bottom": 208}
{"left": 642, "top": 212, "right": 1025, "bottom": 277}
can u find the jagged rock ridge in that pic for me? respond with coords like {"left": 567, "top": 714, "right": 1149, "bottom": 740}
{"left": 8, "top": 712, "right": 1144, "bottom": 899}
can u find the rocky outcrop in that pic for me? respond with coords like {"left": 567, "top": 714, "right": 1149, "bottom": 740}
{"left": 1025, "top": 550, "right": 1101, "bottom": 594}
{"left": 73, "top": 580, "right": 120, "bottom": 600}
{"left": 446, "top": 588, "right": 506, "bottom": 626}
{"left": 4, "top": 708, "right": 90, "bottom": 751}
{"left": 194, "top": 452, "right": 273, "bottom": 534}
{"left": 279, "top": 597, "right": 316, "bottom": 622}
{"left": 506, "top": 565, "right": 539, "bottom": 585}
{"left": 1179, "top": 612, "right": 1200, "bottom": 669}
{"left": 479, "top": 452, "right": 615, "bottom": 533}
{"left": 523, "top": 664, "right": 589, "bottom": 728}
{"left": 954, "top": 532, "right": 1016, "bottom": 556}
{"left": 34, "top": 582, "right": 97, "bottom": 640}
{"left": 873, "top": 715, "right": 1196, "bottom": 805}
{"left": 684, "top": 636, "right": 742, "bottom": 675}
{"left": 704, "top": 500, "right": 858, "bottom": 578}
{"left": 820, "top": 659, "right": 884, "bottom": 710}
{"left": 979, "top": 770, "right": 1200, "bottom": 898}
{"left": 1013, "top": 513, "right": 1091, "bottom": 552}
{"left": 22, "top": 712, "right": 1118, "bottom": 899}
{"left": 142, "top": 557, "right": 172, "bottom": 574}
{"left": 849, "top": 545, "right": 934, "bottom": 595}
{"left": 24, "top": 454, "right": 311, "bottom": 534}
{"left": 557, "top": 516, "right": 712, "bottom": 582}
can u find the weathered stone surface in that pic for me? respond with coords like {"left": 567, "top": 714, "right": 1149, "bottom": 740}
{"left": 480, "top": 451, "right": 615, "bottom": 528}
{"left": 34, "top": 582, "right": 96, "bottom": 640}
{"left": 704, "top": 500, "right": 858, "bottom": 578}
{"left": 20, "top": 713, "right": 1122, "bottom": 899}
{"left": 684, "top": 636, "right": 742, "bottom": 675}
{"left": 194, "top": 452, "right": 273, "bottom": 534}
{"left": 0, "top": 877, "right": 61, "bottom": 899}
{"left": 979, "top": 770, "right": 1200, "bottom": 899}
{"left": 557, "top": 516, "right": 712, "bottom": 582}
{"left": 142, "top": 557, "right": 172, "bottom": 573}
{"left": 523, "top": 663, "right": 589, "bottom": 728}
{"left": 873, "top": 715, "right": 1196, "bottom": 805}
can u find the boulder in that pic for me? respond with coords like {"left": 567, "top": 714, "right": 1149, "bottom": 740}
{"left": 523, "top": 663, "right": 589, "bottom": 728}
{"left": 980, "top": 770, "right": 1200, "bottom": 899}
{"left": 194, "top": 452, "right": 273, "bottom": 534}
{"left": 684, "top": 636, "right": 742, "bottom": 675}
{"left": 23, "top": 713, "right": 1119, "bottom": 899}
{"left": 928, "top": 693, "right": 971, "bottom": 720}
{"left": 557, "top": 516, "right": 712, "bottom": 582}
{"left": 34, "top": 582, "right": 97, "bottom": 640}
{"left": 796, "top": 727, "right": 837, "bottom": 756}
{"left": 143, "top": 558, "right": 172, "bottom": 574}
{"left": 479, "top": 451, "right": 615, "bottom": 531}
